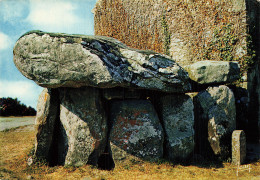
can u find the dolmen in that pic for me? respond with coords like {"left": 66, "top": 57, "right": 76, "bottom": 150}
{"left": 14, "top": 31, "right": 240, "bottom": 168}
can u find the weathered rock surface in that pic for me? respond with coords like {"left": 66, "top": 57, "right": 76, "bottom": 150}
{"left": 102, "top": 88, "right": 141, "bottom": 100}
{"left": 158, "top": 94, "right": 194, "bottom": 160}
{"left": 185, "top": 61, "right": 240, "bottom": 84}
{"left": 109, "top": 100, "right": 164, "bottom": 161}
{"left": 34, "top": 88, "right": 59, "bottom": 161}
{"left": 13, "top": 31, "right": 191, "bottom": 93}
{"left": 195, "top": 85, "right": 236, "bottom": 159}
{"left": 232, "top": 130, "right": 246, "bottom": 165}
{"left": 58, "top": 87, "right": 107, "bottom": 166}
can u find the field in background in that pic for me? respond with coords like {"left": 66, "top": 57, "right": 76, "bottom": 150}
{"left": 0, "top": 118, "right": 259, "bottom": 179}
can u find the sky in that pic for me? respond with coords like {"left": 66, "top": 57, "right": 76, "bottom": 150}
{"left": 0, "top": 0, "right": 97, "bottom": 108}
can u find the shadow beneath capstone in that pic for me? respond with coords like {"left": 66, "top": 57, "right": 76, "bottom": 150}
{"left": 48, "top": 116, "right": 68, "bottom": 167}
{"left": 97, "top": 145, "right": 115, "bottom": 170}
{"left": 45, "top": 89, "right": 68, "bottom": 167}
{"left": 245, "top": 0, "right": 260, "bottom": 144}
{"left": 246, "top": 142, "right": 260, "bottom": 164}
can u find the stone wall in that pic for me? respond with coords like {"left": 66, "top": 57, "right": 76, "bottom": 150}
{"left": 94, "top": 0, "right": 260, "bottom": 143}
{"left": 94, "top": 0, "right": 252, "bottom": 69}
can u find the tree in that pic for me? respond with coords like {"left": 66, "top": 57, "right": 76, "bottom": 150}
{"left": 0, "top": 97, "right": 36, "bottom": 116}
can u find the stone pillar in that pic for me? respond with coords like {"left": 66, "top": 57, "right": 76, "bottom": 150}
{"left": 58, "top": 87, "right": 108, "bottom": 167}
{"left": 34, "top": 88, "right": 59, "bottom": 162}
{"left": 109, "top": 100, "right": 164, "bottom": 163}
{"left": 194, "top": 85, "right": 236, "bottom": 160}
{"left": 232, "top": 130, "right": 246, "bottom": 165}
{"left": 158, "top": 94, "right": 195, "bottom": 161}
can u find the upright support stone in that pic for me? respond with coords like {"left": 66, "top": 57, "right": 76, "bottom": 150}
{"left": 109, "top": 100, "right": 164, "bottom": 163}
{"left": 232, "top": 130, "right": 246, "bottom": 165}
{"left": 58, "top": 87, "right": 108, "bottom": 166}
{"left": 158, "top": 94, "right": 195, "bottom": 161}
{"left": 195, "top": 85, "right": 236, "bottom": 159}
{"left": 34, "top": 88, "right": 59, "bottom": 162}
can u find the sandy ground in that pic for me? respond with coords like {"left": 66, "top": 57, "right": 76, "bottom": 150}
{"left": 0, "top": 116, "right": 35, "bottom": 131}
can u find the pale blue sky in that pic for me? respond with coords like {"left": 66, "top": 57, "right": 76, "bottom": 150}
{"left": 0, "top": 0, "right": 97, "bottom": 108}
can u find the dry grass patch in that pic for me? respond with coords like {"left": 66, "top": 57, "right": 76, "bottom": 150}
{"left": 1, "top": 126, "right": 259, "bottom": 179}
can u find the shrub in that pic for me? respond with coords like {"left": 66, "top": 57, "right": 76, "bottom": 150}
{"left": 0, "top": 97, "right": 36, "bottom": 116}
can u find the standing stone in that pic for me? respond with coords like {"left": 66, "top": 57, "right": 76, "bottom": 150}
{"left": 109, "top": 100, "right": 164, "bottom": 162}
{"left": 58, "top": 87, "right": 107, "bottom": 166}
{"left": 195, "top": 85, "right": 236, "bottom": 159}
{"left": 232, "top": 130, "right": 246, "bottom": 165}
{"left": 34, "top": 88, "right": 59, "bottom": 162}
{"left": 158, "top": 94, "right": 195, "bottom": 161}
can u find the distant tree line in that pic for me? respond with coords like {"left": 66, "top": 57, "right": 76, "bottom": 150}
{"left": 0, "top": 97, "right": 36, "bottom": 116}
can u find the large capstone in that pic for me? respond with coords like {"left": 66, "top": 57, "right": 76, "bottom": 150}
{"left": 57, "top": 87, "right": 108, "bottom": 166}
{"left": 158, "top": 94, "right": 195, "bottom": 161}
{"left": 195, "top": 85, "right": 236, "bottom": 159}
{"left": 185, "top": 60, "right": 240, "bottom": 84}
{"left": 34, "top": 88, "right": 59, "bottom": 162}
{"left": 13, "top": 31, "right": 191, "bottom": 93}
{"left": 109, "top": 100, "right": 164, "bottom": 162}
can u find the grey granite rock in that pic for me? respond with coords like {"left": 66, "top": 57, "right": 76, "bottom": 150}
{"left": 13, "top": 31, "right": 191, "bottom": 93}
{"left": 195, "top": 85, "right": 236, "bottom": 159}
{"left": 109, "top": 100, "right": 164, "bottom": 162}
{"left": 34, "top": 88, "right": 59, "bottom": 161}
{"left": 158, "top": 94, "right": 195, "bottom": 161}
{"left": 232, "top": 130, "right": 246, "bottom": 165}
{"left": 58, "top": 87, "right": 107, "bottom": 166}
{"left": 185, "top": 60, "right": 240, "bottom": 84}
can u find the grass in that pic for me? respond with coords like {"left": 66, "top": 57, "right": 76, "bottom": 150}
{"left": 0, "top": 126, "right": 259, "bottom": 180}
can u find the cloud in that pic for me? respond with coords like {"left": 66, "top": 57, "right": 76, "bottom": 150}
{"left": 0, "top": 0, "right": 29, "bottom": 24}
{"left": 26, "top": 0, "right": 82, "bottom": 33}
{"left": 0, "top": 80, "right": 43, "bottom": 108}
{"left": 0, "top": 32, "right": 11, "bottom": 50}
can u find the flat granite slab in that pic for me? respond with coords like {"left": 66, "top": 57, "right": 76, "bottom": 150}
{"left": 13, "top": 31, "right": 191, "bottom": 93}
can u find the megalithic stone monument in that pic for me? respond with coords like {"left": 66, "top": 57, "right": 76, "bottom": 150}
{"left": 13, "top": 30, "right": 240, "bottom": 168}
